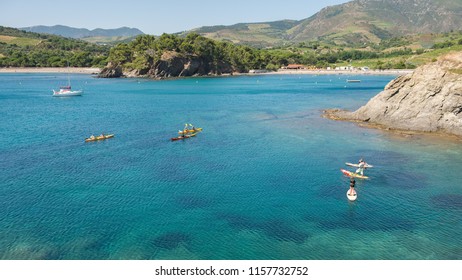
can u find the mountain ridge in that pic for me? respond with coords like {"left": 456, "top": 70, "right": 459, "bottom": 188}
{"left": 189, "top": 0, "right": 462, "bottom": 47}
{"left": 20, "top": 25, "right": 144, "bottom": 39}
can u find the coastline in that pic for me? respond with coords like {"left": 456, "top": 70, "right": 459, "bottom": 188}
{"left": 257, "top": 69, "right": 414, "bottom": 76}
{"left": 0, "top": 67, "right": 100, "bottom": 74}
{"left": 0, "top": 67, "right": 413, "bottom": 76}
{"left": 322, "top": 109, "right": 462, "bottom": 142}
{"left": 321, "top": 53, "right": 462, "bottom": 140}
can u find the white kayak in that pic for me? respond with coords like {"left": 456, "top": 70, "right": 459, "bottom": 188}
{"left": 347, "top": 189, "right": 357, "bottom": 201}
{"left": 346, "top": 162, "right": 373, "bottom": 168}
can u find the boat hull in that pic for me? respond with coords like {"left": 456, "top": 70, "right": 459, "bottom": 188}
{"left": 345, "top": 162, "right": 373, "bottom": 168}
{"left": 178, "top": 128, "right": 202, "bottom": 134}
{"left": 171, "top": 133, "right": 197, "bottom": 141}
{"left": 53, "top": 90, "right": 83, "bottom": 97}
{"left": 340, "top": 169, "right": 369, "bottom": 179}
{"left": 85, "top": 134, "right": 114, "bottom": 142}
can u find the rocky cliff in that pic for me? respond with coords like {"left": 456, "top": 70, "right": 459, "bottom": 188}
{"left": 98, "top": 51, "right": 234, "bottom": 79}
{"left": 325, "top": 52, "right": 462, "bottom": 137}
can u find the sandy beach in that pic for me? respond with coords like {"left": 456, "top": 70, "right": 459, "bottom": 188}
{"left": 258, "top": 69, "right": 414, "bottom": 76}
{"left": 0, "top": 67, "right": 413, "bottom": 76}
{"left": 0, "top": 67, "right": 100, "bottom": 74}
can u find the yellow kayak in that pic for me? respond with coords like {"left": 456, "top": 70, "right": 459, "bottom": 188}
{"left": 340, "top": 169, "right": 369, "bottom": 179}
{"left": 85, "top": 134, "right": 114, "bottom": 142}
{"left": 178, "top": 128, "right": 202, "bottom": 134}
{"left": 171, "top": 132, "right": 198, "bottom": 141}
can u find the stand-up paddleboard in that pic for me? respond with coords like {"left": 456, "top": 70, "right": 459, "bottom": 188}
{"left": 347, "top": 189, "right": 357, "bottom": 201}
{"left": 341, "top": 169, "right": 369, "bottom": 179}
{"left": 345, "top": 162, "right": 373, "bottom": 168}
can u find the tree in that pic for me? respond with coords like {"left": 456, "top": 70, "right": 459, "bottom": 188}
{"left": 108, "top": 43, "right": 132, "bottom": 64}
{"left": 156, "top": 33, "right": 181, "bottom": 51}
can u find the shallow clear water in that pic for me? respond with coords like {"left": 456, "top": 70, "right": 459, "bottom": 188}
{"left": 0, "top": 73, "right": 461, "bottom": 260}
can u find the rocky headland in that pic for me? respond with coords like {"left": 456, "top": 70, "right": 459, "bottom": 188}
{"left": 98, "top": 51, "right": 234, "bottom": 79}
{"left": 324, "top": 52, "right": 462, "bottom": 137}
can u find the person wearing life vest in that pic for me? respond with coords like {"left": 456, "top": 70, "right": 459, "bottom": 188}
{"left": 356, "top": 158, "right": 366, "bottom": 176}
{"left": 349, "top": 177, "right": 356, "bottom": 196}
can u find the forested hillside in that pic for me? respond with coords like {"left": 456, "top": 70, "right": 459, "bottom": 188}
{"left": 100, "top": 33, "right": 271, "bottom": 77}
{"left": 0, "top": 26, "right": 109, "bottom": 67}
{"left": 101, "top": 31, "right": 462, "bottom": 78}
{"left": 2, "top": 25, "right": 462, "bottom": 74}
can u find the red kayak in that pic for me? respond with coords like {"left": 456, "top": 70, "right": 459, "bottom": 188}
{"left": 171, "top": 132, "right": 197, "bottom": 141}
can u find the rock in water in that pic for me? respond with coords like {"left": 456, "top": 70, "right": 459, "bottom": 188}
{"left": 325, "top": 52, "right": 462, "bottom": 137}
{"left": 98, "top": 62, "right": 123, "bottom": 78}
{"left": 98, "top": 51, "right": 234, "bottom": 79}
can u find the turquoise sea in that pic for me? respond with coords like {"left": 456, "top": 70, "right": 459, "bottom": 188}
{"left": 0, "top": 73, "right": 461, "bottom": 260}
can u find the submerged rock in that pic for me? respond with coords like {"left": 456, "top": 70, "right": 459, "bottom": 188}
{"left": 325, "top": 52, "right": 462, "bottom": 137}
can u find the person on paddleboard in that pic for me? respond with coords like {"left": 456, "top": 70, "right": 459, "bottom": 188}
{"left": 356, "top": 158, "right": 366, "bottom": 176}
{"left": 349, "top": 177, "right": 356, "bottom": 195}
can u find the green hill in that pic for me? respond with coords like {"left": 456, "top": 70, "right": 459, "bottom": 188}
{"left": 80, "top": 35, "right": 141, "bottom": 45}
{"left": 288, "top": 0, "right": 462, "bottom": 45}
{"left": 188, "top": 0, "right": 462, "bottom": 47}
{"left": 99, "top": 30, "right": 462, "bottom": 79}
{"left": 186, "top": 20, "right": 299, "bottom": 48}
{"left": 0, "top": 26, "right": 109, "bottom": 67}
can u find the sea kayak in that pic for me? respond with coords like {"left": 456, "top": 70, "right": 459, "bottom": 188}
{"left": 171, "top": 132, "right": 197, "bottom": 141}
{"left": 340, "top": 169, "right": 369, "bottom": 179}
{"left": 85, "top": 134, "right": 114, "bottom": 142}
{"left": 178, "top": 128, "right": 202, "bottom": 134}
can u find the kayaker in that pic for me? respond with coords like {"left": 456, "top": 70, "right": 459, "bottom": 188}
{"left": 349, "top": 177, "right": 356, "bottom": 195}
{"left": 356, "top": 158, "right": 366, "bottom": 175}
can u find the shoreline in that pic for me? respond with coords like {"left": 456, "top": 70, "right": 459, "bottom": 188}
{"left": 0, "top": 67, "right": 413, "bottom": 76}
{"left": 322, "top": 109, "right": 462, "bottom": 142}
{"left": 0, "top": 67, "right": 100, "bottom": 74}
{"left": 257, "top": 69, "right": 414, "bottom": 76}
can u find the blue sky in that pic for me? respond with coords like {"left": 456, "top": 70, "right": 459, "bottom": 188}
{"left": 1, "top": 0, "right": 350, "bottom": 35}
